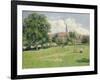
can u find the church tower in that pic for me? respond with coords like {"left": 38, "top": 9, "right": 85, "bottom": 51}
{"left": 66, "top": 24, "right": 68, "bottom": 32}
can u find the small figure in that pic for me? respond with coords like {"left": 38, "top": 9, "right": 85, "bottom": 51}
{"left": 80, "top": 48, "right": 83, "bottom": 53}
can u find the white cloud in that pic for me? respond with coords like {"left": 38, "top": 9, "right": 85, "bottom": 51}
{"left": 49, "top": 18, "right": 89, "bottom": 35}
{"left": 49, "top": 19, "right": 66, "bottom": 34}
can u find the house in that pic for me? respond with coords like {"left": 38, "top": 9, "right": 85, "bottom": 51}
{"left": 48, "top": 24, "right": 69, "bottom": 41}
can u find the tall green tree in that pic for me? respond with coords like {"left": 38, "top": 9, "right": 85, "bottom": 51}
{"left": 68, "top": 32, "right": 77, "bottom": 43}
{"left": 23, "top": 13, "right": 50, "bottom": 50}
{"left": 68, "top": 32, "right": 77, "bottom": 52}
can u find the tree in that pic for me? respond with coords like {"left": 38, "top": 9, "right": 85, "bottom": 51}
{"left": 52, "top": 33, "right": 68, "bottom": 47}
{"left": 68, "top": 32, "right": 77, "bottom": 44}
{"left": 23, "top": 13, "right": 50, "bottom": 50}
{"left": 81, "top": 35, "right": 89, "bottom": 44}
{"left": 68, "top": 32, "right": 77, "bottom": 52}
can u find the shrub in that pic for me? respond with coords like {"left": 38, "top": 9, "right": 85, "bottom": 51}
{"left": 81, "top": 35, "right": 89, "bottom": 44}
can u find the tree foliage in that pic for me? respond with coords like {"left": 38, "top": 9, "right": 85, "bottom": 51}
{"left": 81, "top": 35, "right": 89, "bottom": 44}
{"left": 68, "top": 32, "right": 77, "bottom": 44}
{"left": 23, "top": 13, "right": 50, "bottom": 49}
{"left": 52, "top": 33, "right": 68, "bottom": 47}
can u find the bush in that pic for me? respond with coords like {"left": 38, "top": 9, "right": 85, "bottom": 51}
{"left": 81, "top": 35, "right": 89, "bottom": 44}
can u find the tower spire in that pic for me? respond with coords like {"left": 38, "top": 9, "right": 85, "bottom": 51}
{"left": 66, "top": 24, "right": 68, "bottom": 32}
{"left": 63, "top": 18, "right": 68, "bottom": 32}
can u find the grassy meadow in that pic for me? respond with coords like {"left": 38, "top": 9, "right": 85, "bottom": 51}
{"left": 22, "top": 44, "right": 89, "bottom": 69}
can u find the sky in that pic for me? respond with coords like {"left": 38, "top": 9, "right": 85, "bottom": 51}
{"left": 22, "top": 11, "right": 90, "bottom": 35}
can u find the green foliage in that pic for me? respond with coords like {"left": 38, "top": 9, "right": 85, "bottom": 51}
{"left": 68, "top": 32, "right": 77, "bottom": 44}
{"left": 52, "top": 34, "right": 67, "bottom": 47}
{"left": 81, "top": 35, "right": 89, "bottom": 44}
{"left": 23, "top": 13, "right": 50, "bottom": 49}
{"left": 68, "top": 32, "right": 77, "bottom": 39}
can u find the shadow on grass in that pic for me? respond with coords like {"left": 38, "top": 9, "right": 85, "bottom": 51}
{"left": 76, "top": 58, "right": 89, "bottom": 63}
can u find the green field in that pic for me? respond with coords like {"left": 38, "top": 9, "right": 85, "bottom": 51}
{"left": 22, "top": 45, "right": 89, "bottom": 69}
